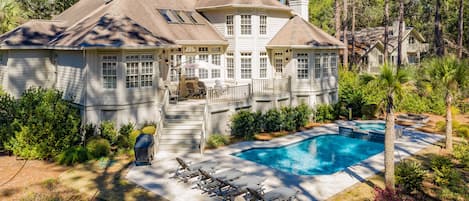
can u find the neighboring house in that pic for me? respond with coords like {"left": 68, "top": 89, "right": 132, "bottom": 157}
{"left": 345, "top": 21, "right": 428, "bottom": 73}
{"left": 0, "top": 0, "right": 343, "bottom": 152}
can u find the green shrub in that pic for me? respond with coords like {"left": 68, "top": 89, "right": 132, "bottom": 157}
{"left": 455, "top": 125, "right": 469, "bottom": 138}
{"left": 100, "top": 121, "right": 118, "bottom": 145}
{"left": 117, "top": 122, "right": 134, "bottom": 149}
{"left": 433, "top": 165, "right": 461, "bottom": 187}
{"left": 231, "top": 110, "right": 259, "bottom": 140}
{"left": 435, "top": 120, "right": 462, "bottom": 133}
{"left": 294, "top": 103, "right": 312, "bottom": 129}
{"left": 281, "top": 107, "right": 296, "bottom": 131}
{"left": 81, "top": 123, "right": 96, "bottom": 144}
{"left": 431, "top": 155, "right": 453, "bottom": 170}
{"left": 314, "top": 104, "right": 336, "bottom": 122}
{"left": 207, "top": 134, "right": 230, "bottom": 148}
{"left": 0, "top": 92, "right": 18, "bottom": 151}
{"left": 395, "top": 160, "right": 426, "bottom": 193}
{"left": 453, "top": 142, "right": 469, "bottom": 167}
{"left": 263, "top": 109, "right": 284, "bottom": 132}
{"left": 129, "top": 130, "right": 142, "bottom": 148}
{"left": 86, "top": 138, "right": 111, "bottom": 158}
{"left": 56, "top": 146, "right": 90, "bottom": 166}
{"left": 141, "top": 126, "right": 156, "bottom": 135}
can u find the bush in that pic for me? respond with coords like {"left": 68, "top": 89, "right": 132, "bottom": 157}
{"left": 373, "top": 187, "right": 406, "bottom": 201}
{"left": 281, "top": 107, "right": 296, "bottom": 131}
{"left": 430, "top": 155, "right": 461, "bottom": 188}
{"left": 0, "top": 92, "right": 18, "bottom": 151}
{"left": 263, "top": 109, "right": 284, "bottom": 132}
{"left": 129, "top": 130, "right": 142, "bottom": 148}
{"left": 81, "top": 123, "right": 96, "bottom": 144}
{"left": 86, "top": 138, "right": 111, "bottom": 158}
{"left": 395, "top": 160, "right": 426, "bottom": 193}
{"left": 100, "top": 121, "right": 118, "bottom": 145}
{"left": 314, "top": 104, "right": 336, "bottom": 122}
{"left": 294, "top": 103, "right": 312, "bottom": 129}
{"left": 142, "top": 126, "right": 156, "bottom": 135}
{"left": 231, "top": 110, "right": 259, "bottom": 140}
{"left": 453, "top": 142, "right": 469, "bottom": 167}
{"left": 455, "top": 125, "right": 469, "bottom": 138}
{"left": 207, "top": 134, "right": 230, "bottom": 148}
{"left": 430, "top": 155, "right": 453, "bottom": 170}
{"left": 436, "top": 120, "right": 461, "bottom": 133}
{"left": 117, "top": 123, "right": 134, "bottom": 149}
{"left": 56, "top": 146, "right": 90, "bottom": 166}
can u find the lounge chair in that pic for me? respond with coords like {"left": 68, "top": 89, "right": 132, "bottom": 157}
{"left": 219, "top": 175, "right": 265, "bottom": 200}
{"left": 246, "top": 187, "right": 299, "bottom": 201}
{"left": 196, "top": 168, "right": 244, "bottom": 193}
{"left": 174, "top": 157, "right": 218, "bottom": 182}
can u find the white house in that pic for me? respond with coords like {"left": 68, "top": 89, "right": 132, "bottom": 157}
{"left": 0, "top": 0, "right": 343, "bottom": 152}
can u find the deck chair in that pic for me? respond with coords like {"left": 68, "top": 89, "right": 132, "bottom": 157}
{"left": 174, "top": 157, "right": 218, "bottom": 182}
{"left": 196, "top": 168, "right": 244, "bottom": 194}
{"left": 246, "top": 187, "right": 299, "bottom": 201}
{"left": 197, "top": 81, "right": 207, "bottom": 97}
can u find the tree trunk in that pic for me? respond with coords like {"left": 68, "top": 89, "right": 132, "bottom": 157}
{"left": 343, "top": 0, "right": 349, "bottom": 70}
{"left": 435, "top": 0, "right": 444, "bottom": 56}
{"left": 384, "top": 93, "right": 396, "bottom": 190}
{"left": 335, "top": 0, "right": 341, "bottom": 40}
{"left": 445, "top": 92, "right": 453, "bottom": 151}
{"left": 457, "top": 0, "right": 464, "bottom": 59}
{"left": 383, "top": 0, "right": 389, "bottom": 63}
{"left": 397, "top": 0, "right": 404, "bottom": 69}
{"left": 351, "top": 0, "right": 356, "bottom": 67}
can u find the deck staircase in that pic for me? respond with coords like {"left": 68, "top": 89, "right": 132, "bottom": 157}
{"left": 158, "top": 101, "right": 205, "bottom": 153}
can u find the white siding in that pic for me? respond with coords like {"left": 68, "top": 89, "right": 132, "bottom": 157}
{"left": 5, "top": 50, "right": 55, "bottom": 97}
{"left": 55, "top": 51, "right": 86, "bottom": 104}
{"left": 0, "top": 51, "right": 6, "bottom": 87}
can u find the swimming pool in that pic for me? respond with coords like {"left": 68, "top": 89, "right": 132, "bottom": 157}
{"left": 356, "top": 122, "right": 386, "bottom": 131}
{"left": 233, "top": 135, "right": 384, "bottom": 176}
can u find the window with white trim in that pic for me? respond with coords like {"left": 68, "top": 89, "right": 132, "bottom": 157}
{"left": 185, "top": 12, "right": 198, "bottom": 24}
{"left": 226, "top": 15, "right": 234, "bottom": 36}
{"left": 378, "top": 55, "right": 384, "bottom": 65}
{"left": 322, "top": 54, "right": 329, "bottom": 77}
{"left": 240, "top": 15, "right": 251, "bottom": 35}
{"left": 314, "top": 54, "right": 321, "bottom": 79}
{"left": 274, "top": 52, "right": 283, "bottom": 73}
{"left": 140, "top": 55, "right": 154, "bottom": 87}
{"left": 409, "top": 36, "right": 415, "bottom": 44}
{"left": 198, "top": 47, "right": 208, "bottom": 53}
{"left": 102, "top": 55, "right": 118, "bottom": 89}
{"left": 226, "top": 52, "right": 234, "bottom": 79}
{"left": 212, "top": 54, "right": 221, "bottom": 65}
{"left": 186, "top": 55, "right": 195, "bottom": 64}
{"left": 240, "top": 52, "right": 252, "bottom": 79}
{"left": 172, "top": 10, "right": 185, "bottom": 23}
{"left": 185, "top": 68, "right": 195, "bottom": 77}
{"left": 211, "top": 69, "right": 221, "bottom": 78}
{"left": 330, "top": 53, "right": 337, "bottom": 76}
{"left": 297, "top": 53, "right": 309, "bottom": 79}
{"left": 124, "top": 55, "right": 154, "bottom": 88}
{"left": 199, "top": 68, "right": 208, "bottom": 79}
{"left": 259, "top": 15, "right": 267, "bottom": 35}
{"left": 125, "top": 55, "right": 139, "bottom": 88}
{"left": 199, "top": 54, "right": 208, "bottom": 62}
{"left": 170, "top": 54, "right": 182, "bottom": 81}
{"left": 159, "top": 9, "right": 177, "bottom": 23}
{"left": 259, "top": 52, "right": 268, "bottom": 78}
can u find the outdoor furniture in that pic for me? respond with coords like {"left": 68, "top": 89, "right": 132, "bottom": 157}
{"left": 174, "top": 157, "right": 218, "bottom": 182}
{"left": 196, "top": 168, "right": 244, "bottom": 193}
{"left": 246, "top": 187, "right": 299, "bottom": 201}
{"left": 186, "top": 82, "right": 197, "bottom": 98}
{"left": 197, "top": 81, "right": 207, "bottom": 97}
{"left": 133, "top": 134, "right": 154, "bottom": 166}
{"left": 219, "top": 175, "right": 265, "bottom": 201}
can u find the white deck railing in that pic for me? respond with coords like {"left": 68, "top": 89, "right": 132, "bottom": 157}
{"left": 206, "top": 84, "right": 252, "bottom": 104}
{"left": 251, "top": 77, "right": 291, "bottom": 96}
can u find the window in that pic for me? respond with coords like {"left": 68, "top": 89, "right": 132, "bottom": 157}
{"left": 198, "top": 47, "right": 209, "bottom": 53}
{"left": 185, "top": 68, "right": 195, "bottom": 77}
{"left": 159, "top": 9, "right": 177, "bottom": 23}
{"left": 211, "top": 69, "right": 221, "bottom": 78}
{"left": 186, "top": 55, "right": 195, "bottom": 64}
{"left": 259, "top": 15, "right": 267, "bottom": 35}
{"left": 259, "top": 52, "right": 268, "bottom": 78}
{"left": 408, "top": 54, "right": 418, "bottom": 64}
{"left": 378, "top": 55, "right": 384, "bottom": 65}
{"left": 316, "top": 94, "right": 324, "bottom": 104}
{"left": 330, "top": 53, "right": 338, "bottom": 76}
{"left": 170, "top": 54, "right": 182, "bottom": 81}
{"left": 226, "top": 15, "right": 234, "bottom": 36}
{"left": 199, "top": 54, "right": 208, "bottom": 62}
{"left": 226, "top": 52, "right": 234, "bottom": 79}
{"left": 125, "top": 55, "right": 154, "bottom": 88}
{"left": 212, "top": 54, "right": 221, "bottom": 65}
{"left": 140, "top": 55, "right": 154, "bottom": 87}
{"left": 274, "top": 52, "right": 283, "bottom": 73}
{"left": 102, "top": 55, "right": 118, "bottom": 89}
{"left": 125, "top": 55, "right": 140, "bottom": 88}
{"left": 0, "top": 53, "right": 3, "bottom": 64}
{"left": 211, "top": 47, "right": 221, "bottom": 52}
{"left": 172, "top": 10, "right": 185, "bottom": 23}
{"left": 362, "top": 56, "right": 369, "bottom": 65}
{"left": 240, "top": 52, "right": 252, "bottom": 79}
{"left": 185, "top": 12, "right": 198, "bottom": 24}
{"left": 409, "top": 36, "right": 415, "bottom": 44}
{"left": 297, "top": 53, "right": 309, "bottom": 79}
{"left": 322, "top": 54, "right": 329, "bottom": 77}
{"left": 199, "top": 68, "right": 208, "bottom": 79}
{"left": 314, "top": 54, "right": 321, "bottom": 79}
{"left": 240, "top": 15, "right": 251, "bottom": 35}
{"left": 329, "top": 92, "right": 337, "bottom": 103}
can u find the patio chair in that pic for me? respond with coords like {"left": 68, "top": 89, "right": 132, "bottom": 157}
{"left": 174, "top": 157, "right": 218, "bottom": 182}
{"left": 197, "top": 81, "right": 207, "bottom": 97}
{"left": 246, "top": 187, "right": 299, "bottom": 201}
{"left": 196, "top": 168, "right": 244, "bottom": 193}
{"left": 217, "top": 175, "right": 266, "bottom": 201}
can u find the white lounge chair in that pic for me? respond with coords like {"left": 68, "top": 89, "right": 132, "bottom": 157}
{"left": 174, "top": 157, "right": 218, "bottom": 182}
{"left": 246, "top": 187, "right": 299, "bottom": 201}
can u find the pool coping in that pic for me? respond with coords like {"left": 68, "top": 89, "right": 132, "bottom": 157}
{"left": 126, "top": 123, "right": 445, "bottom": 201}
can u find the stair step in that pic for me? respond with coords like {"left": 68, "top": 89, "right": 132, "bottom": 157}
{"left": 159, "top": 139, "right": 200, "bottom": 145}
{"left": 162, "top": 128, "right": 202, "bottom": 135}
{"left": 164, "top": 119, "right": 204, "bottom": 125}
{"left": 158, "top": 144, "right": 199, "bottom": 152}
{"left": 165, "top": 110, "right": 204, "bottom": 116}
{"left": 165, "top": 114, "right": 204, "bottom": 121}
{"left": 166, "top": 105, "right": 204, "bottom": 112}
{"left": 163, "top": 124, "right": 202, "bottom": 130}
{"left": 159, "top": 134, "right": 201, "bottom": 140}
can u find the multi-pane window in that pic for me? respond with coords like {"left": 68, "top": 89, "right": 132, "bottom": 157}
{"left": 378, "top": 55, "right": 384, "bottom": 65}
{"left": 172, "top": 10, "right": 185, "bottom": 23}
{"left": 226, "top": 52, "right": 234, "bottom": 79}
{"left": 274, "top": 52, "right": 283, "bottom": 73}
{"left": 211, "top": 69, "right": 221, "bottom": 78}
{"left": 185, "top": 12, "right": 198, "bottom": 24}
{"left": 140, "top": 55, "right": 154, "bottom": 87}
{"left": 226, "top": 15, "right": 234, "bottom": 36}
{"left": 259, "top": 16, "right": 267, "bottom": 35}
{"left": 330, "top": 53, "right": 338, "bottom": 76}
{"left": 297, "top": 53, "right": 309, "bottom": 79}
{"left": 314, "top": 54, "right": 321, "bottom": 79}
{"left": 159, "top": 9, "right": 177, "bottom": 23}
{"left": 102, "top": 56, "right": 118, "bottom": 89}
{"left": 199, "top": 68, "right": 208, "bottom": 79}
{"left": 322, "top": 54, "right": 329, "bottom": 77}
{"left": 240, "top": 52, "right": 252, "bottom": 79}
{"left": 185, "top": 68, "right": 195, "bottom": 77}
{"left": 125, "top": 55, "right": 154, "bottom": 88}
{"left": 198, "top": 47, "right": 209, "bottom": 53}
{"left": 170, "top": 54, "right": 182, "bottom": 81}
{"left": 125, "top": 55, "right": 139, "bottom": 88}
{"left": 240, "top": 15, "right": 251, "bottom": 35}
{"left": 199, "top": 54, "right": 208, "bottom": 62}
{"left": 259, "top": 52, "right": 268, "bottom": 78}
{"left": 409, "top": 36, "right": 415, "bottom": 44}
{"left": 212, "top": 54, "right": 221, "bottom": 65}
{"left": 186, "top": 55, "right": 196, "bottom": 64}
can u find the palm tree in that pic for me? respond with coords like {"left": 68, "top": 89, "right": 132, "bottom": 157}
{"left": 426, "top": 56, "right": 468, "bottom": 151}
{"left": 397, "top": 0, "right": 404, "bottom": 68}
{"left": 378, "top": 64, "right": 410, "bottom": 190}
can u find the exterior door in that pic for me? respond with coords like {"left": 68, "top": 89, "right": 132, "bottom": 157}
{"left": 273, "top": 51, "right": 285, "bottom": 78}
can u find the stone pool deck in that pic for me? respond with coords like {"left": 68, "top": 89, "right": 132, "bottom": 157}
{"left": 126, "top": 124, "right": 444, "bottom": 201}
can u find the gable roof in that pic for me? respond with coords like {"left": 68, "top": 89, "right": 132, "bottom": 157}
{"left": 196, "top": 0, "right": 291, "bottom": 11}
{"left": 267, "top": 16, "right": 344, "bottom": 49}
{"left": 0, "top": 20, "right": 66, "bottom": 48}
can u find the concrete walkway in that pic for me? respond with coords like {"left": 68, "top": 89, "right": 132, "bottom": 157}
{"left": 126, "top": 124, "right": 444, "bottom": 201}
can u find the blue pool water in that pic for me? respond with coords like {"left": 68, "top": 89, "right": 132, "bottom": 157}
{"left": 356, "top": 123, "right": 386, "bottom": 131}
{"left": 233, "top": 135, "right": 384, "bottom": 175}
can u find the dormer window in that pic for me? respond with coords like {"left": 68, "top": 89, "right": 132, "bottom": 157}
{"left": 172, "top": 10, "right": 185, "bottom": 23}
{"left": 159, "top": 9, "right": 177, "bottom": 23}
{"left": 185, "top": 12, "right": 198, "bottom": 24}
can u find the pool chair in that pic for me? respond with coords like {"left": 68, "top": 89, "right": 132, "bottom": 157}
{"left": 218, "top": 175, "right": 266, "bottom": 201}
{"left": 174, "top": 157, "right": 218, "bottom": 182}
{"left": 246, "top": 187, "right": 299, "bottom": 201}
{"left": 197, "top": 168, "right": 244, "bottom": 194}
